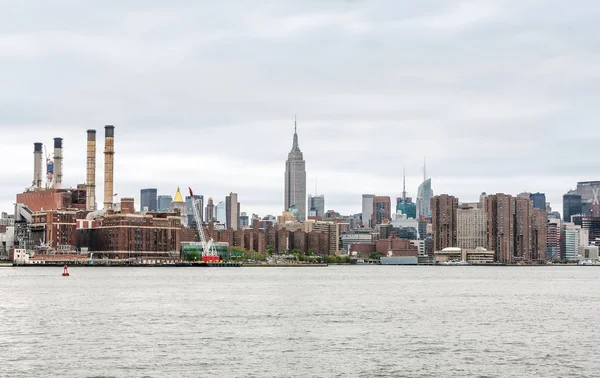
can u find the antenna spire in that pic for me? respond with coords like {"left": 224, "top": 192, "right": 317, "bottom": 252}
{"left": 402, "top": 165, "right": 407, "bottom": 202}
{"left": 423, "top": 157, "right": 427, "bottom": 181}
{"left": 291, "top": 115, "right": 300, "bottom": 151}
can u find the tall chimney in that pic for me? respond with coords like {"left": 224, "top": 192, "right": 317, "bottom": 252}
{"left": 33, "top": 143, "right": 43, "bottom": 189}
{"left": 103, "top": 125, "right": 115, "bottom": 210}
{"left": 86, "top": 130, "right": 96, "bottom": 211}
{"left": 53, "top": 138, "right": 63, "bottom": 189}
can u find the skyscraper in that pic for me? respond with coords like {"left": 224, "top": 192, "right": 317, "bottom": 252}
{"left": 529, "top": 192, "right": 546, "bottom": 210}
{"left": 563, "top": 194, "right": 583, "bottom": 222}
{"left": 547, "top": 218, "right": 561, "bottom": 260}
{"left": 485, "top": 194, "right": 514, "bottom": 263}
{"left": 396, "top": 167, "right": 417, "bottom": 218}
{"left": 562, "top": 223, "right": 584, "bottom": 261}
{"left": 239, "top": 212, "right": 249, "bottom": 228}
{"left": 157, "top": 195, "right": 172, "bottom": 212}
{"left": 514, "top": 196, "right": 532, "bottom": 260}
{"left": 431, "top": 194, "right": 458, "bottom": 251}
{"left": 308, "top": 195, "right": 325, "bottom": 218}
{"left": 215, "top": 201, "right": 226, "bottom": 224}
{"left": 372, "top": 196, "right": 391, "bottom": 226}
{"left": 456, "top": 204, "right": 486, "bottom": 250}
{"left": 484, "top": 193, "right": 546, "bottom": 263}
{"left": 531, "top": 208, "right": 548, "bottom": 261}
{"left": 284, "top": 118, "right": 307, "bottom": 221}
{"left": 205, "top": 197, "right": 215, "bottom": 222}
{"left": 226, "top": 193, "right": 239, "bottom": 230}
{"left": 362, "top": 194, "right": 375, "bottom": 228}
{"left": 396, "top": 198, "right": 417, "bottom": 219}
{"left": 140, "top": 188, "right": 157, "bottom": 212}
{"left": 416, "top": 159, "right": 433, "bottom": 219}
{"left": 565, "top": 181, "right": 600, "bottom": 217}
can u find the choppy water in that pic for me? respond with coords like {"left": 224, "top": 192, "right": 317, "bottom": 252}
{"left": 1, "top": 266, "right": 599, "bottom": 377}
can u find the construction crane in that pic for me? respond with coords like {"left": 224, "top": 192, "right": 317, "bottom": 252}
{"left": 188, "top": 188, "right": 219, "bottom": 262}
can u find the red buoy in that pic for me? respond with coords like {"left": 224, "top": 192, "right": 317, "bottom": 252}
{"left": 62, "top": 264, "right": 70, "bottom": 277}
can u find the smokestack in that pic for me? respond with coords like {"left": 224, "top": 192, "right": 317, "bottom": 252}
{"left": 86, "top": 130, "right": 96, "bottom": 211}
{"left": 103, "top": 125, "right": 115, "bottom": 210}
{"left": 53, "top": 138, "right": 63, "bottom": 189}
{"left": 33, "top": 143, "right": 43, "bottom": 189}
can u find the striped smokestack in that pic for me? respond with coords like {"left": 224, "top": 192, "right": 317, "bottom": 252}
{"left": 53, "top": 138, "right": 63, "bottom": 189}
{"left": 86, "top": 130, "right": 96, "bottom": 211}
{"left": 103, "top": 125, "right": 115, "bottom": 210}
{"left": 33, "top": 142, "right": 43, "bottom": 189}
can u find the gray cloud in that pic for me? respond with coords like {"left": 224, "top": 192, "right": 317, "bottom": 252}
{"left": 1, "top": 0, "right": 599, "bottom": 216}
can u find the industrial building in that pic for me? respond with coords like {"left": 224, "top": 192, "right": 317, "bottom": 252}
{"left": 9, "top": 125, "right": 181, "bottom": 263}
{"left": 77, "top": 200, "right": 182, "bottom": 261}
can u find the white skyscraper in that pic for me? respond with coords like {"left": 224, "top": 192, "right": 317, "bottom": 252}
{"left": 215, "top": 201, "right": 226, "bottom": 224}
{"left": 362, "top": 194, "right": 375, "bottom": 228}
{"left": 416, "top": 159, "right": 433, "bottom": 219}
{"left": 284, "top": 119, "right": 307, "bottom": 221}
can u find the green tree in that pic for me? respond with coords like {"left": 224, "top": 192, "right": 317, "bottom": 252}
{"left": 185, "top": 250, "right": 201, "bottom": 261}
{"left": 266, "top": 245, "right": 275, "bottom": 255}
{"left": 369, "top": 252, "right": 383, "bottom": 260}
{"left": 242, "top": 250, "right": 267, "bottom": 262}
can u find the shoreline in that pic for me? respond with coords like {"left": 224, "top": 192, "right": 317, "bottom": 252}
{"left": 2, "top": 262, "right": 597, "bottom": 268}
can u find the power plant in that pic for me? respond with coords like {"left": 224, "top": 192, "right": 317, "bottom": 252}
{"left": 19, "top": 128, "right": 114, "bottom": 210}
{"left": 5, "top": 124, "right": 237, "bottom": 267}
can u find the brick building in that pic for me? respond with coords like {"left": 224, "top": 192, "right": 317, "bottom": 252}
{"left": 349, "top": 243, "right": 376, "bottom": 256}
{"left": 531, "top": 208, "right": 548, "bottom": 261}
{"left": 30, "top": 210, "right": 79, "bottom": 248}
{"left": 78, "top": 212, "right": 181, "bottom": 259}
{"left": 350, "top": 236, "right": 418, "bottom": 258}
{"left": 372, "top": 196, "right": 391, "bottom": 226}
{"left": 17, "top": 189, "right": 74, "bottom": 212}
{"left": 485, "top": 194, "right": 514, "bottom": 263}
{"left": 485, "top": 193, "right": 547, "bottom": 263}
{"left": 375, "top": 236, "right": 419, "bottom": 257}
{"left": 431, "top": 194, "right": 458, "bottom": 252}
{"left": 514, "top": 196, "right": 532, "bottom": 260}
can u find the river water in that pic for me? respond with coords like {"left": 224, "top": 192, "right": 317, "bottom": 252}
{"left": 1, "top": 266, "right": 599, "bottom": 377}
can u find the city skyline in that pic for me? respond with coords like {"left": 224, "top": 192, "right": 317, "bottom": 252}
{"left": 0, "top": 124, "right": 595, "bottom": 218}
{"left": 1, "top": 1, "right": 599, "bottom": 216}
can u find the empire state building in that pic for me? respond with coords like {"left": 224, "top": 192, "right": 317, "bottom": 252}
{"left": 284, "top": 119, "right": 307, "bottom": 221}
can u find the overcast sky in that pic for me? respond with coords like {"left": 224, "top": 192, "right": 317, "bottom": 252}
{"left": 1, "top": 0, "right": 599, "bottom": 217}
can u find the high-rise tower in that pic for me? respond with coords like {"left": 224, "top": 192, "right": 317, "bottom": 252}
{"left": 284, "top": 117, "right": 307, "bottom": 221}
{"left": 416, "top": 157, "right": 434, "bottom": 219}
